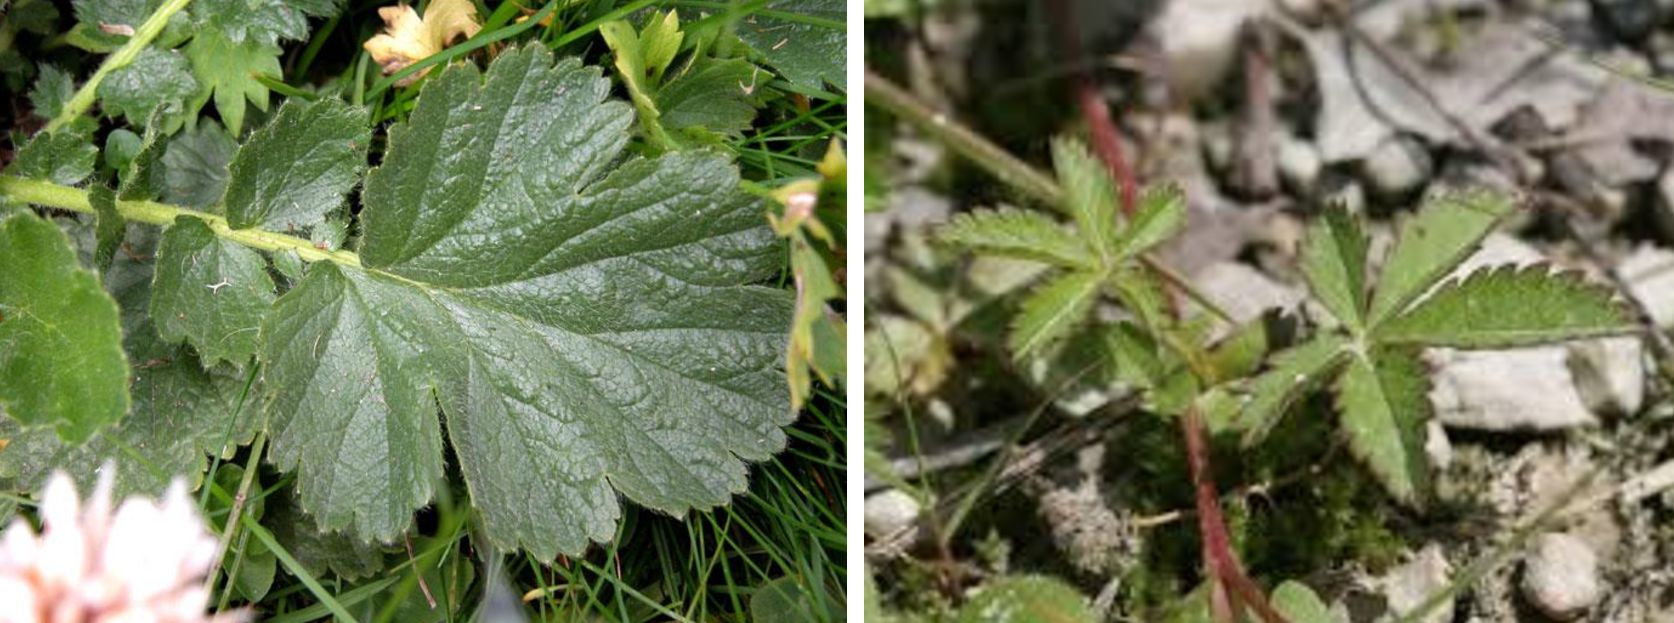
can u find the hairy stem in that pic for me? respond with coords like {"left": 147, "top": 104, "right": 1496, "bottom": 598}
{"left": 0, "top": 176, "right": 362, "bottom": 266}
{"left": 205, "top": 431, "right": 266, "bottom": 596}
{"left": 44, "top": 0, "right": 194, "bottom": 132}
{"left": 864, "top": 68, "right": 1063, "bottom": 204}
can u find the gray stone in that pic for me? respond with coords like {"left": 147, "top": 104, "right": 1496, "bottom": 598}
{"left": 864, "top": 489, "right": 921, "bottom": 541}
{"left": 1430, "top": 347, "right": 1598, "bottom": 432}
{"left": 1278, "top": 135, "right": 1323, "bottom": 195}
{"left": 1376, "top": 543, "right": 1454, "bottom": 623}
{"left": 1521, "top": 532, "right": 1602, "bottom": 620}
{"left": 1361, "top": 136, "right": 1433, "bottom": 198}
{"left": 1190, "top": 261, "right": 1306, "bottom": 327}
{"left": 1568, "top": 336, "right": 1645, "bottom": 416}
{"left": 1619, "top": 245, "right": 1674, "bottom": 328}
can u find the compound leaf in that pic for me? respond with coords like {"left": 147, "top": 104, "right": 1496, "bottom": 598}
{"left": 151, "top": 216, "right": 277, "bottom": 367}
{"left": 733, "top": 0, "right": 844, "bottom": 91}
{"left": 1008, "top": 269, "right": 1101, "bottom": 359}
{"left": 0, "top": 211, "right": 129, "bottom": 444}
{"left": 1238, "top": 334, "right": 1349, "bottom": 445}
{"left": 1300, "top": 203, "right": 1369, "bottom": 331}
{"left": 224, "top": 98, "right": 369, "bottom": 231}
{"left": 939, "top": 207, "right": 1096, "bottom": 269}
{"left": 1367, "top": 191, "right": 1511, "bottom": 325}
{"left": 263, "top": 47, "right": 791, "bottom": 559}
{"left": 1335, "top": 347, "right": 1431, "bottom": 506}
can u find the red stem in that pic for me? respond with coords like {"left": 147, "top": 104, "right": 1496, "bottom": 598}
{"left": 1043, "top": 0, "right": 1139, "bottom": 217}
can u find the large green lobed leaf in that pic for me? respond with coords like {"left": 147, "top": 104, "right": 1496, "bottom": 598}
{"left": 263, "top": 47, "right": 792, "bottom": 559}
{"left": 0, "top": 212, "right": 130, "bottom": 444}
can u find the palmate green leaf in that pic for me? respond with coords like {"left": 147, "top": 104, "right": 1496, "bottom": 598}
{"left": 1300, "top": 203, "right": 1370, "bottom": 331}
{"left": 939, "top": 207, "right": 1095, "bottom": 269}
{"left": 0, "top": 223, "right": 259, "bottom": 500}
{"left": 1375, "top": 265, "right": 1631, "bottom": 348}
{"left": 734, "top": 0, "right": 845, "bottom": 91}
{"left": 0, "top": 212, "right": 129, "bottom": 443}
{"left": 265, "top": 47, "right": 792, "bottom": 559}
{"left": 1336, "top": 347, "right": 1431, "bottom": 505}
{"left": 1008, "top": 270, "right": 1102, "bottom": 359}
{"left": 150, "top": 216, "right": 277, "bottom": 366}
{"left": 97, "top": 47, "right": 197, "bottom": 129}
{"left": 183, "top": 30, "right": 282, "bottom": 135}
{"left": 1237, "top": 334, "right": 1349, "bottom": 445}
{"left": 1367, "top": 191, "right": 1512, "bottom": 325}
{"left": 1051, "top": 137, "right": 1119, "bottom": 256}
{"left": 11, "top": 127, "right": 97, "bottom": 186}
{"left": 224, "top": 98, "right": 369, "bottom": 231}
{"left": 1114, "top": 184, "right": 1186, "bottom": 259}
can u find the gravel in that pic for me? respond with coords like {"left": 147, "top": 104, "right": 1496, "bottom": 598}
{"left": 1521, "top": 532, "right": 1603, "bottom": 620}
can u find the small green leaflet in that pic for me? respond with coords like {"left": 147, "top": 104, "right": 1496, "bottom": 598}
{"left": 938, "top": 207, "right": 1095, "bottom": 268}
{"left": 11, "top": 127, "right": 98, "bottom": 186}
{"left": 1051, "top": 136, "right": 1119, "bottom": 254}
{"left": 1366, "top": 191, "right": 1511, "bottom": 325}
{"left": 1299, "top": 204, "right": 1369, "bottom": 332}
{"left": 264, "top": 47, "right": 791, "bottom": 559}
{"left": 1374, "top": 265, "right": 1629, "bottom": 348}
{"left": 151, "top": 216, "right": 277, "bottom": 367}
{"left": 1335, "top": 347, "right": 1431, "bottom": 505}
{"left": 192, "top": 0, "right": 340, "bottom": 48}
{"left": 0, "top": 211, "right": 129, "bottom": 444}
{"left": 734, "top": 0, "right": 845, "bottom": 91}
{"left": 28, "top": 64, "right": 75, "bottom": 120}
{"left": 956, "top": 575, "right": 1096, "bottom": 623}
{"left": 1009, "top": 270, "right": 1101, "bottom": 359}
{"left": 1271, "top": 581, "right": 1338, "bottom": 623}
{"left": 1236, "top": 334, "right": 1348, "bottom": 445}
{"left": 183, "top": 30, "right": 282, "bottom": 134}
{"left": 223, "top": 98, "right": 368, "bottom": 231}
{"left": 97, "top": 47, "right": 197, "bottom": 129}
